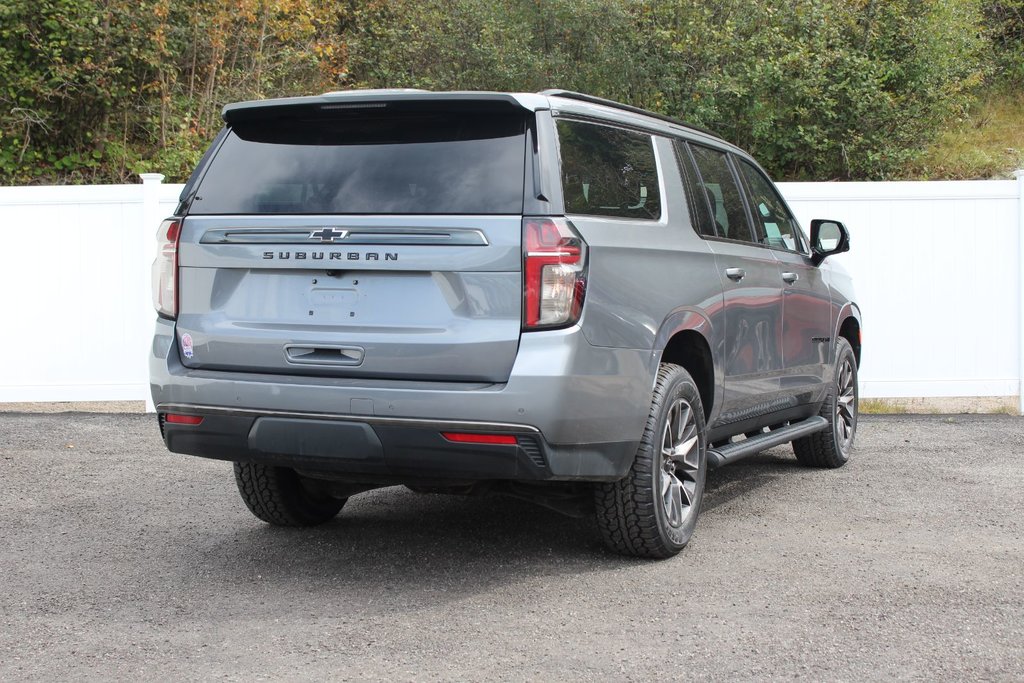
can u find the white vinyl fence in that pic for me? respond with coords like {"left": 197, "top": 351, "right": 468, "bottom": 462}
{"left": 1, "top": 173, "right": 1022, "bottom": 411}
{"left": 784, "top": 177, "right": 1023, "bottom": 405}
{"left": 0, "top": 176, "right": 179, "bottom": 407}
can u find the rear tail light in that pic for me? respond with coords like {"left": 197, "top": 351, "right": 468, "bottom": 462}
{"left": 522, "top": 218, "right": 587, "bottom": 330}
{"left": 152, "top": 218, "right": 181, "bottom": 319}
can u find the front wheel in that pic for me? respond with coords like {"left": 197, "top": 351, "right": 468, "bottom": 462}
{"left": 233, "top": 462, "right": 345, "bottom": 526}
{"left": 793, "top": 337, "right": 858, "bottom": 468}
{"left": 594, "top": 363, "right": 707, "bottom": 559}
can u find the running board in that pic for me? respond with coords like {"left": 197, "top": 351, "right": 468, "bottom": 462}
{"left": 706, "top": 416, "right": 828, "bottom": 469}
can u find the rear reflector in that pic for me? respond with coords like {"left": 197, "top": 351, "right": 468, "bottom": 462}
{"left": 164, "top": 413, "right": 204, "bottom": 425}
{"left": 441, "top": 432, "right": 518, "bottom": 445}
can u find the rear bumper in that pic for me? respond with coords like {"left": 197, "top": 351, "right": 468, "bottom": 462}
{"left": 157, "top": 409, "right": 636, "bottom": 482}
{"left": 150, "top": 317, "right": 651, "bottom": 481}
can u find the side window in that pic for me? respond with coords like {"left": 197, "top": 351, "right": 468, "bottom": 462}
{"left": 736, "top": 158, "right": 805, "bottom": 252}
{"left": 556, "top": 119, "right": 661, "bottom": 220}
{"left": 673, "top": 140, "right": 716, "bottom": 237}
{"left": 688, "top": 143, "right": 755, "bottom": 243}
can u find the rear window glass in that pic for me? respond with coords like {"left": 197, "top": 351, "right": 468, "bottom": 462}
{"left": 556, "top": 119, "right": 661, "bottom": 220}
{"left": 674, "top": 140, "right": 716, "bottom": 237}
{"left": 190, "top": 110, "right": 526, "bottom": 215}
{"left": 688, "top": 143, "right": 754, "bottom": 243}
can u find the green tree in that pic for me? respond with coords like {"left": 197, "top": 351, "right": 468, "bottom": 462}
{"left": 986, "top": 0, "right": 1024, "bottom": 85}
{"left": 0, "top": 0, "right": 163, "bottom": 183}
{"left": 0, "top": 0, "right": 997, "bottom": 183}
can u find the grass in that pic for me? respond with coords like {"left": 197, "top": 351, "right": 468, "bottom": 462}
{"left": 990, "top": 404, "right": 1021, "bottom": 416}
{"left": 904, "top": 88, "right": 1024, "bottom": 179}
{"left": 859, "top": 397, "right": 1019, "bottom": 415}
{"left": 859, "top": 398, "right": 910, "bottom": 415}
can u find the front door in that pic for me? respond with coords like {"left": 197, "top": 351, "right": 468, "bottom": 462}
{"left": 734, "top": 158, "right": 832, "bottom": 404}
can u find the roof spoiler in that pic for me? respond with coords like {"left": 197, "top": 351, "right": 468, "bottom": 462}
{"left": 222, "top": 90, "right": 546, "bottom": 124}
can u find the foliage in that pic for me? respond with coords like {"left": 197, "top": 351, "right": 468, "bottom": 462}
{"left": 0, "top": 0, "right": 345, "bottom": 183}
{"left": 0, "top": 0, "right": 1006, "bottom": 183}
{"left": 346, "top": 0, "right": 989, "bottom": 179}
{"left": 986, "top": 0, "right": 1024, "bottom": 85}
{"left": 904, "top": 89, "right": 1024, "bottom": 179}
{"left": 0, "top": 0, "right": 161, "bottom": 183}
{"left": 678, "top": 0, "right": 988, "bottom": 179}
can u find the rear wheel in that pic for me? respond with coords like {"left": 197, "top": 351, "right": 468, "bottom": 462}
{"left": 595, "top": 363, "right": 707, "bottom": 559}
{"left": 233, "top": 462, "right": 345, "bottom": 526}
{"left": 793, "top": 337, "right": 858, "bottom": 468}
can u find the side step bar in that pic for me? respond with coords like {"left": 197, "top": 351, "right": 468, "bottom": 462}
{"left": 706, "top": 416, "right": 828, "bottom": 469}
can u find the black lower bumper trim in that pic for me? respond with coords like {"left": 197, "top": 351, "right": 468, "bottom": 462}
{"left": 159, "top": 411, "right": 636, "bottom": 482}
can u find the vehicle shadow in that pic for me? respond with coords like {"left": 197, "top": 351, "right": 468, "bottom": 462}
{"left": 186, "top": 488, "right": 619, "bottom": 610}
{"left": 701, "top": 445, "right": 801, "bottom": 514}
{"left": 176, "top": 446, "right": 804, "bottom": 605}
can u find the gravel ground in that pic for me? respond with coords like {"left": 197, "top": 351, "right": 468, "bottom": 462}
{"left": 1, "top": 413, "right": 1022, "bottom": 681}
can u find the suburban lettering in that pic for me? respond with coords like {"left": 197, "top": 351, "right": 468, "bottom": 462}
{"left": 259, "top": 251, "right": 400, "bottom": 262}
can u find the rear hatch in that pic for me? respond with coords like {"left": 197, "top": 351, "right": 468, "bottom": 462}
{"left": 175, "top": 96, "right": 528, "bottom": 382}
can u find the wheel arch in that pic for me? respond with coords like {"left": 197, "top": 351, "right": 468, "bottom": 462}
{"left": 835, "top": 303, "right": 862, "bottom": 367}
{"left": 652, "top": 308, "right": 719, "bottom": 423}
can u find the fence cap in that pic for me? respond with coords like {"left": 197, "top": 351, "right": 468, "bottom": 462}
{"left": 1013, "top": 169, "right": 1024, "bottom": 180}
{"left": 139, "top": 173, "right": 165, "bottom": 183}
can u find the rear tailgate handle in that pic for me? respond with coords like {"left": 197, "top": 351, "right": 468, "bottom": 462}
{"left": 284, "top": 345, "right": 364, "bottom": 366}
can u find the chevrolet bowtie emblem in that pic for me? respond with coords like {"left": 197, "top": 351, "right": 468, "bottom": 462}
{"left": 309, "top": 228, "right": 350, "bottom": 243}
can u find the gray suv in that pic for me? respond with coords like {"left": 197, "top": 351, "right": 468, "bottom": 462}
{"left": 150, "top": 89, "right": 860, "bottom": 558}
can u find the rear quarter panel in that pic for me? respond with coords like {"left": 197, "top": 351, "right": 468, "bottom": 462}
{"left": 563, "top": 136, "right": 726, "bottom": 419}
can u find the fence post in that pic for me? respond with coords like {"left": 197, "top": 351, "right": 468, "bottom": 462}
{"left": 1016, "top": 170, "right": 1024, "bottom": 415}
{"left": 140, "top": 173, "right": 165, "bottom": 413}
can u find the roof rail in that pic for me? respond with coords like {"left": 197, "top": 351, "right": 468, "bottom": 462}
{"left": 538, "top": 89, "right": 720, "bottom": 140}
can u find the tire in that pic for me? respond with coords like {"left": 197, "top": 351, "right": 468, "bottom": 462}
{"left": 793, "top": 337, "right": 858, "bottom": 468}
{"left": 233, "top": 462, "right": 345, "bottom": 526}
{"left": 594, "top": 363, "right": 707, "bottom": 559}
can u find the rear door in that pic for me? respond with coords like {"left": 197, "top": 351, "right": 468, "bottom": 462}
{"left": 174, "top": 101, "right": 528, "bottom": 383}
{"left": 686, "top": 142, "right": 785, "bottom": 417}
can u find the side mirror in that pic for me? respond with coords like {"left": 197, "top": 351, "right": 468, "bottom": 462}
{"left": 810, "top": 219, "right": 850, "bottom": 266}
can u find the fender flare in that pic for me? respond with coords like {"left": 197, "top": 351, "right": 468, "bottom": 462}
{"left": 833, "top": 302, "right": 862, "bottom": 363}
{"left": 650, "top": 306, "right": 722, "bottom": 424}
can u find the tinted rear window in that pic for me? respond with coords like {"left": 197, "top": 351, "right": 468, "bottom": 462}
{"left": 556, "top": 119, "right": 661, "bottom": 220}
{"left": 190, "top": 110, "right": 526, "bottom": 215}
{"left": 688, "top": 143, "right": 754, "bottom": 243}
{"left": 674, "top": 140, "right": 716, "bottom": 237}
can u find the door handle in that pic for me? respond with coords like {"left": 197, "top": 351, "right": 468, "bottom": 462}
{"left": 284, "top": 344, "right": 364, "bottom": 366}
{"left": 725, "top": 267, "right": 746, "bottom": 282}
{"left": 782, "top": 271, "right": 799, "bottom": 283}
